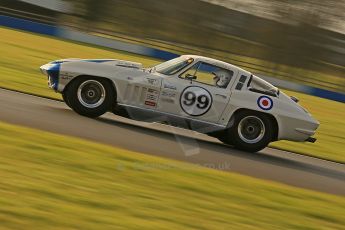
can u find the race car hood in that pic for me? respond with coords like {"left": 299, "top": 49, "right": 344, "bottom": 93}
{"left": 50, "top": 58, "right": 143, "bottom": 69}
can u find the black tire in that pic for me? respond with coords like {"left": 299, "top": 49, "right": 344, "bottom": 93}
{"left": 228, "top": 110, "right": 273, "bottom": 152}
{"left": 62, "top": 90, "right": 71, "bottom": 108}
{"left": 65, "top": 77, "right": 115, "bottom": 118}
{"left": 212, "top": 130, "right": 235, "bottom": 145}
{"left": 217, "top": 134, "right": 234, "bottom": 145}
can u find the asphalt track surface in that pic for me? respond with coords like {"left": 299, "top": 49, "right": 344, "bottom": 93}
{"left": 0, "top": 88, "right": 344, "bottom": 195}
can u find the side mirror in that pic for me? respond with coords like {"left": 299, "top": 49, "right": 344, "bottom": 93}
{"left": 185, "top": 74, "right": 196, "bottom": 81}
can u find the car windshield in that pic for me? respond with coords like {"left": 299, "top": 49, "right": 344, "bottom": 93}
{"left": 249, "top": 75, "right": 279, "bottom": 96}
{"left": 154, "top": 57, "right": 194, "bottom": 75}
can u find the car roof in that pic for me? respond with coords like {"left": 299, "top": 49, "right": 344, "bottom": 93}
{"left": 181, "top": 54, "right": 251, "bottom": 75}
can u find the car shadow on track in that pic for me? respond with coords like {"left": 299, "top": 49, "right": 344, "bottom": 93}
{"left": 95, "top": 115, "right": 344, "bottom": 180}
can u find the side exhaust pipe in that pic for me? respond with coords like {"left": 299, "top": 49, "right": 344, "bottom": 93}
{"left": 306, "top": 137, "right": 317, "bottom": 143}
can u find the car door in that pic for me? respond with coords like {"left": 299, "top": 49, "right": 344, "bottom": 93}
{"left": 156, "top": 75, "right": 190, "bottom": 115}
{"left": 157, "top": 61, "right": 237, "bottom": 125}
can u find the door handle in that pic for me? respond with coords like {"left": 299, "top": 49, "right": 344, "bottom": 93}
{"left": 215, "top": 94, "right": 227, "bottom": 99}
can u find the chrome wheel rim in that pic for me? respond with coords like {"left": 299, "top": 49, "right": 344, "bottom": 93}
{"left": 77, "top": 80, "right": 105, "bottom": 108}
{"left": 238, "top": 116, "right": 265, "bottom": 144}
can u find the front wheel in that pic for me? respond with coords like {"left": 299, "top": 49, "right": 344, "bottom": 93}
{"left": 65, "top": 77, "right": 115, "bottom": 118}
{"left": 62, "top": 90, "right": 71, "bottom": 108}
{"left": 228, "top": 111, "right": 273, "bottom": 152}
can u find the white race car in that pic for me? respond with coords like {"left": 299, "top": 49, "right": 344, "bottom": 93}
{"left": 40, "top": 55, "right": 319, "bottom": 152}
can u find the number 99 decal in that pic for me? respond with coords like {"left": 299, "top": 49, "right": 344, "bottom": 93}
{"left": 180, "top": 86, "right": 212, "bottom": 116}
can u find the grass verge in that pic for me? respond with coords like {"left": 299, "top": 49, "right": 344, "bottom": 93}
{"left": 0, "top": 26, "right": 344, "bottom": 162}
{"left": 0, "top": 121, "right": 344, "bottom": 229}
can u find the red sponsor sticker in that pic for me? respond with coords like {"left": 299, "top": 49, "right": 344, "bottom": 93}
{"left": 145, "top": 101, "right": 156, "bottom": 107}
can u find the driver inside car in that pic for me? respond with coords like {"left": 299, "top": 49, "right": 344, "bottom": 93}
{"left": 212, "top": 69, "right": 233, "bottom": 88}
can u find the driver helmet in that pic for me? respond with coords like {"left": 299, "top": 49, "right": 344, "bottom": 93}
{"left": 213, "top": 69, "right": 233, "bottom": 88}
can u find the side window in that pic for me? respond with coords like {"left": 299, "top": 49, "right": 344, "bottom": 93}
{"left": 181, "top": 62, "right": 234, "bottom": 88}
{"left": 235, "top": 75, "right": 248, "bottom": 90}
{"left": 248, "top": 75, "right": 279, "bottom": 97}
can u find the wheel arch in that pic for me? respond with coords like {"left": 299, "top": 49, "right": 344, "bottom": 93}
{"left": 229, "top": 108, "right": 279, "bottom": 141}
{"left": 63, "top": 75, "right": 117, "bottom": 99}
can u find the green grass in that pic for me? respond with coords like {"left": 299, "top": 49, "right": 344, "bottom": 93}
{"left": 0, "top": 121, "right": 344, "bottom": 229}
{"left": 0, "top": 26, "right": 344, "bottom": 162}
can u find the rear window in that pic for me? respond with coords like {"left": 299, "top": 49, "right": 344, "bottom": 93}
{"left": 248, "top": 75, "right": 279, "bottom": 96}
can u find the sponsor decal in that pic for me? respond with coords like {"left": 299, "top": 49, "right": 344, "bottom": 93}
{"left": 162, "top": 91, "right": 176, "bottom": 98}
{"left": 163, "top": 83, "right": 177, "bottom": 90}
{"left": 146, "top": 78, "right": 158, "bottom": 86}
{"left": 161, "top": 91, "right": 176, "bottom": 104}
{"left": 145, "top": 88, "right": 159, "bottom": 107}
{"left": 257, "top": 96, "right": 273, "bottom": 110}
{"left": 180, "top": 86, "right": 212, "bottom": 116}
{"left": 60, "top": 73, "right": 74, "bottom": 80}
{"left": 146, "top": 89, "right": 159, "bottom": 101}
{"left": 161, "top": 98, "right": 174, "bottom": 103}
{"left": 148, "top": 88, "right": 157, "bottom": 93}
{"left": 145, "top": 101, "right": 156, "bottom": 107}
{"left": 146, "top": 94, "right": 157, "bottom": 100}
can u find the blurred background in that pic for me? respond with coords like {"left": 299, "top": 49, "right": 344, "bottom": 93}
{"left": 1, "top": 0, "right": 344, "bottom": 93}
{"left": 0, "top": 1, "right": 344, "bottom": 229}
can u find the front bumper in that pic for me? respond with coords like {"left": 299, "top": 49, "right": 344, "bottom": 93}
{"left": 40, "top": 63, "right": 60, "bottom": 91}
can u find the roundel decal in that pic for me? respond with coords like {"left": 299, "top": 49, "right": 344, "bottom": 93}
{"left": 257, "top": 96, "right": 273, "bottom": 110}
{"left": 180, "top": 86, "right": 212, "bottom": 116}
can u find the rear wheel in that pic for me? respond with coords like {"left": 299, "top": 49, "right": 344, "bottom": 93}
{"left": 227, "top": 110, "right": 273, "bottom": 152}
{"left": 65, "top": 77, "right": 115, "bottom": 118}
{"left": 215, "top": 131, "right": 234, "bottom": 145}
